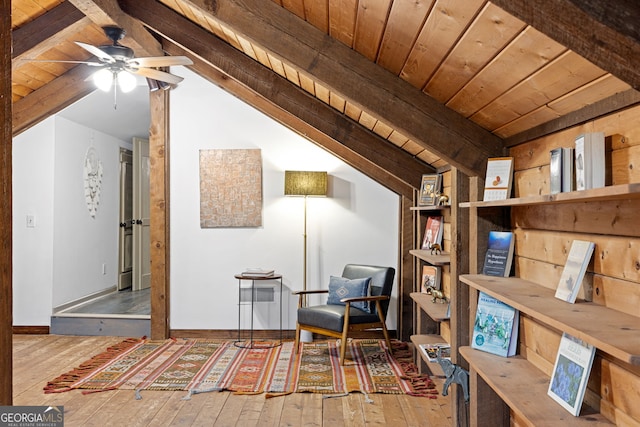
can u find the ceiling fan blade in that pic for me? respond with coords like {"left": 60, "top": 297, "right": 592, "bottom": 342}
{"left": 129, "top": 67, "right": 184, "bottom": 85}
{"left": 128, "top": 56, "right": 193, "bottom": 68}
{"left": 75, "top": 41, "right": 115, "bottom": 63}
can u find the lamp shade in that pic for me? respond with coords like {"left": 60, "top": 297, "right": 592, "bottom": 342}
{"left": 284, "top": 171, "right": 327, "bottom": 196}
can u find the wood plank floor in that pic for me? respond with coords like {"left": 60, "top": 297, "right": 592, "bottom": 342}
{"left": 12, "top": 335, "right": 453, "bottom": 426}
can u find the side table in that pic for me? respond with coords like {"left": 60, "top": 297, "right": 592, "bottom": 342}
{"left": 234, "top": 273, "right": 283, "bottom": 348}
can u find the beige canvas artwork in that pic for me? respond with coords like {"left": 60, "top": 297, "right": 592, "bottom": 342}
{"left": 199, "top": 149, "right": 263, "bottom": 228}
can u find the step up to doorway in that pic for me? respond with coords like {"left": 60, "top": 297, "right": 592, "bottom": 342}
{"left": 50, "top": 315, "right": 150, "bottom": 337}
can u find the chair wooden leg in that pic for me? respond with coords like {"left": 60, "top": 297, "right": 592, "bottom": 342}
{"left": 294, "top": 323, "right": 301, "bottom": 353}
{"left": 376, "top": 301, "right": 392, "bottom": 352}
{"left": 340, "top": 305, "right": 351, "bottom": 365}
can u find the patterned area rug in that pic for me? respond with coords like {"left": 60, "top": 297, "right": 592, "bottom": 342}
{"left": 44, "top": 338, "right": 437, "bottom": 399}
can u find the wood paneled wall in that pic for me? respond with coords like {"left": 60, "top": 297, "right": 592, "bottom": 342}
{"left": 508, "top": 104, "right": 640, "bottom": 425}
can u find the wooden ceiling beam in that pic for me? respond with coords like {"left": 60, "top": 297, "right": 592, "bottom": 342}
{"left": 12, "top": 65, "right": 95, "bottom": 136}
{"left": 68, "top": 0, "right": 163, "bottom": 57}
{"left": 490, "top": 0, "right": 640, "bottom": 91}
{"left": 12, "top": 2, "right": 91, "bottom": 71}
{"left": 121, "top": 0, "right": 429, "bottom": 194}
{"left": 174, "top": 0, "right": 505, "bottom": 178}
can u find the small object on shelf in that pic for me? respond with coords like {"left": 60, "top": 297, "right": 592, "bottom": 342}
{"left": 429, "top": 243, "right": 442, "bottom": 255}
{"left": 421, "top": 265, "right": 441, "bottom": 292}
{"left": 548, "top": 332, "right": 596, "bottom": 416}
{"left": 241, "top": 268, "right": 275, "bottom": 278}
{"left": 418, "top": 173, "right": 442, "bottom": 206}
{"left": 419, "top": 343, "right": 451, "bottom": 362}
{"left": 574, "top": 132, "right": 605, "bottom": 191}
{"left": 472, "top": 292, "right": 519, "bottom": 357}
{"left": 424, "top": 286, "right": 448, "bottom": 304}
{"left": 482, "top": 231, "right": 515, "bottom": 277}
{"left": 437, "top": 353, "right": 470, "bottom": 402}
{"left": 421, "top": 216, "right": 443, "bottom": 250}
{"left": 436, "top": 193, "right": 449, "bottom": 206}
{"left": 554, "top": 240, "right": 595, "bottom": 303}
{"left": 483, "top": 157, "right": 514, "bottom": 201}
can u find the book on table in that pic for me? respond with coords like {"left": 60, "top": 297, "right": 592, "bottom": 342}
{"left": 554, "top": 240, "right": 595, "bottom": 303}
{"left": 418, "top": 343, "right": 451, "bottom": 362}
{"left": 472, "top": 291, "right": 519, "bottom": 357}
{"left": 482, "top": 231, "right": 515, "bottom": 277}
{"left": 547, "top": 332, "right": 596, "bottom": 416}
{"left": 242, "top": 268, "right": 275, "bottom": 278}
{"left": 483, "top": 157, "right": 514, "bottom": 201}
{"left": 420, "top": 265, "right": 441, "bottom": 292}
{"left": 421, "top": 216, "right": 444, "bottom": 250}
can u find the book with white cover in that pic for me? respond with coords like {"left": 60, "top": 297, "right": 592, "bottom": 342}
{"left": 419, "top": 343, "right": 451, "bottom": 362}
{"left": 550, "top": 148, "right": 562, "bottom": 194}
{"left": 554, "top": 240, "right": 595, "bottom": 303}
{"left": 548, "top": 332, "right": 596, "bottom": 416}
{"left": 575, "top": 133, "right": 605, "bottom": 190}
{"left": 483, "top": 157, "right": 514, "bottom": 201}
{"left": 242, "top": 268, "right": 275, "bottom": 277}
{"left": 562, "top": 147, "right": 575, "bottom": 192}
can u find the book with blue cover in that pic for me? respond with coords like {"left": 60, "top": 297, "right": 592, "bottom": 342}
{"left": 482, "top": 231, "right": 515, "bottom": 277}
{"left": 472, "top": 292, "right": 519, "bottom": 357}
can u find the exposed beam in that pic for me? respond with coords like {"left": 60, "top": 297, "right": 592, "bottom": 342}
{"left": 12, "top": 66, "right": 95, "bottom": 136}
{"left": 505, "top": 89, "right": 640, "bottom": 147}
{"left": 68, "top": 0, "right": 163, "bottom": 57}
{"left": 121, "top": 0, "right": 429, "bottom": 193}
{"left": 0, "top": 0, "right": 12, "bottom": 406}
{"left": 12, "top": 2, "right": 90, "bottom": 70}
{"left": 176, "top": 0, "right": 504, "bottom": 178}
{"left": 491, "top": 0, "right": 640, "bottom": 91}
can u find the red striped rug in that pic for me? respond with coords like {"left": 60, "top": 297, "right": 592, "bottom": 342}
{"left": 44, "top": 338, "right": 437, "bottom": 399}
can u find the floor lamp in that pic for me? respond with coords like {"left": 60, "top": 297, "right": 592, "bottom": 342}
{"left": 284, "top": 171, "right": 328, "bottom": 341}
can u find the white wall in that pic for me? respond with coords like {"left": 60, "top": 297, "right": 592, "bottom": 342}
{"left": 170, "top": 68, "right": 400, "bottom": 331}
{"left": 13, "top": 116, "right": 131, "bottom": 325}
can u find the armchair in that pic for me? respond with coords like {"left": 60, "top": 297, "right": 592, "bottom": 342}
{"left": 293, "top": 264, "right": 395, "bottom": 364}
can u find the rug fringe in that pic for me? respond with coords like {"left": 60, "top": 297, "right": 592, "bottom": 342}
{"left": 265, "top": 392, "right": 293, "bottom": 399}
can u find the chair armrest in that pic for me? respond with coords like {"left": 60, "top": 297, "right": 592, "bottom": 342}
{"left": 291, "top": 289, "right": 329, "bottom": 295}
{"left": 340, "top": 295, "right": 389, "bottom": 303}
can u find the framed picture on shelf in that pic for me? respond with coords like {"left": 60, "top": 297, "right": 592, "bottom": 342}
{"left": 418, "top": 174, "right": 442, "bottom": 206}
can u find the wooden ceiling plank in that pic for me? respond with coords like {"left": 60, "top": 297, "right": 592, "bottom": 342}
{"left": 400, "top": 0, "right": 487, "bottom": 89}
{"left": 121, "top": 0, "right": 430, "bottom": 192}
{"left": 328, "top": 91, "right": 346, "bottom": 113}
{"left": 328, "top": 0, "right": 358, "bottom": 47}
{"left": 344, "top": 101, "right": 361, "bottom": 122}
{"left": 180, "top": 0, "right": 504, "bottom": 177}
{"left": 424, "top": 2, "right": 526, "bottom": 103}
{"left": 352, "top": 0, "right": 391, "bottom": 61}
{"left": 12, "top": 65, "right": 95, "bottom": 135}
{"left": 298, "top": 72, "right": 316, "bottom": 95}
{"left": 376, "top": 0, "right": 433, "bottom": 75}
{"left": 281, "top": 0, "right": 306, "bottom": 20}
{"left": 12, "top": 2, "right": 89, "bottom": 67}
{"left": 489, "top": 0, "right": 640, "bottom": 91}
{"left": 446, "top": 26, "right": 566, "bottom": 117}
{"left": 303, "top": 0, "right": 329, "bottom": 34}
{"left": 548, "top": 74, "right": 632, "bottom": 115}
{"left": 493, "top": 105, "right": 561, "bottom": 138}
{"left": 68, "top": 0, "right": 163, "bottom": 57}
{"left": 471, "top": 51, "right": 609, "bottom": 131}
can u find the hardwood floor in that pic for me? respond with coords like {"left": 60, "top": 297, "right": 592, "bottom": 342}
{"left": 13, "top": 335, "right": 453, "bottom": 426}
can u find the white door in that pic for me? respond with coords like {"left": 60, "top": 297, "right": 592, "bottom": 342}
{"left": 133, "top": 137, "right": 151, "bottom": 290}
{"left": 118, "top": 149, "right": 133, "bottom": 290}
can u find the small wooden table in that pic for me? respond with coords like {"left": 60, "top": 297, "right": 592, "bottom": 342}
{"left": 234, "top": 273, "right": 283, "bottom": 348}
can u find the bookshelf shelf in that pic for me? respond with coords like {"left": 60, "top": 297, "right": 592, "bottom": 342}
{"left": 409, "top": 250, "right": 450, "bottom": 265}
{"left": 459, "top": 347, "right": 612, "bottom": 426}
{"left": 410, "top": 292, "right": 450, "bottom": 321}
{"left": 410, "top": 334, "right": 447, "bottom": 377}
{"left": 410, "top": 205, "right": 450, "bottom": 212}
{"left": 460, "top": 274, "right": 640, "bottom": 366}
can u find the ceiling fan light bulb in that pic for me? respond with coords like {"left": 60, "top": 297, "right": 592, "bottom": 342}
{"left": 93, "top": 69, "right": 114, "bottom": 92}
{"left": 117, "top": 71, "right": 137, "bottom": 93}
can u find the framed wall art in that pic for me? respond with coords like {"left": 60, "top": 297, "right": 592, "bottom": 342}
{"left": 418, "top": 173, "right": 442, "bottom": 206}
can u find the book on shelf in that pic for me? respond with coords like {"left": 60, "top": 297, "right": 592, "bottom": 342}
{"left": 241, "top": 268, "right": 275, "bottom": 278}
{"left": 418, "top": 343, "right": 451, "bottom": 362}
{"left": 421, "top": 216, "right": 444, "bottom": 250}
{"left": 483, "top": 157, "right": 514, "bottom": 201}
{"left": 574, "top": 132, "right": 605, "bottom": 191}
{"left": 550, "top": 147, "right": 576, "bottom": 194}
{"left": 482, "top": 231, "right": 515, "bottom": 277}
{"left": 554, "top": 240, "right": 595, "bottom": 303}
{"left": 472, "top": 291, "right": 519, "bottom": 357}
{"left": 420, "top": 265, "right": 441, "bottom": 292}
{"left": 547, "top": 332, "right": 596, "bottom": 416}
{"left": 418, "top": 173, "right": 442, "bottom": 206}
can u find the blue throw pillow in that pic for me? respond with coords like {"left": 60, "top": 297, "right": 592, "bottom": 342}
{"left": 327, "top": 276, "right": 372, "bottom": 313}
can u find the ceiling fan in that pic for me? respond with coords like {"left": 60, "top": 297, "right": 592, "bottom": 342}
{"left": 29, "top": 26, "right": 193, "bottom": 99}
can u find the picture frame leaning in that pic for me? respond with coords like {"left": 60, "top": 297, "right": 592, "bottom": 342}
{"left": 418, "top": 173, "right": 442, "bottom": 206}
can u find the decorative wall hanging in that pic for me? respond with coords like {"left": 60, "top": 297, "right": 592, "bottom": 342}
{"left": 83, "top": 147, "right": 103, "bottom": 218}
{"left": 199, "top": 149, "right": 263, "bottom": 228}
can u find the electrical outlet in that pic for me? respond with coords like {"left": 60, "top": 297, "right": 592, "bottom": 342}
{"left": 26, "top": 215, "right": 35, "bottom": 228}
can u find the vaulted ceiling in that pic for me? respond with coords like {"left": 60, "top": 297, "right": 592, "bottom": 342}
{"left": 10, "top": 0, "right": 640, "bottom": 189}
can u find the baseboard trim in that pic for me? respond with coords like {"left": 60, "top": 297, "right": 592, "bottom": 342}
{"left": 53, "top": 286, "right": 118, "bottom": 313}
{"left": 13, "top": 326, "right": 50, "bottom": 334}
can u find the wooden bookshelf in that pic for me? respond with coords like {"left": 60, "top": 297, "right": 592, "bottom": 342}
{"left": 410, "top": 334, "right": 447, "bottom": 377}
{"left": 460, "top": 347, "right": 612, "bottom": 426}
{"left": 410, "top": 292, "right": 450, "bottom": 321}
{"left": 409, "top": 250, "right": 450, "bottom": 265}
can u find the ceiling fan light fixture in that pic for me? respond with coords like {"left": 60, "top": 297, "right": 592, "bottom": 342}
{"left": 93, "top": 68, "right": 114, "bottom": 92}
{"left": 117, "top": 70, "right": 137, "bottom": 93}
